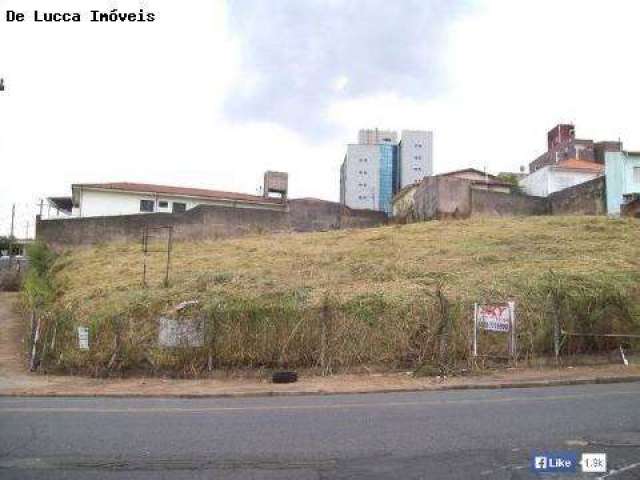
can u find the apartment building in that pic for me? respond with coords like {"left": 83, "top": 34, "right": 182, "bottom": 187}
{"left": 340, "top": 129, "right": 433, "bottom": 214}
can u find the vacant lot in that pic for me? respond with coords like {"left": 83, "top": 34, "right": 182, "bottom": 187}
{"left": 29, "top": 216, "right": 640, "bottom": 375}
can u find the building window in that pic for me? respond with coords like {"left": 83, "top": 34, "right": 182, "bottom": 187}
{"left": 634, "top": 167, "right": 640, "bottom": 183}
{"left": 140, "top": 200, "right": 154, "bottom": 212}
{"left": 414, "top": 155, "right": 421, "bottom": 160}
{"left": 172, "top": 202, "right": 187, "bottom": 214}
{"left": 158, "top": 201, "right": 169, "bottom": 208}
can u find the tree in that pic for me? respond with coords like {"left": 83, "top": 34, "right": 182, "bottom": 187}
{"left": 0, "top": 236, "right": 11, "bottom": 254}
{"left": 497, "top": 173, "right": 524, "bottom": 195}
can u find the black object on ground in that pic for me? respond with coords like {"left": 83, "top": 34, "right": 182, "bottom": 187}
{"left": 272, "top": 371, "right": 298, "bottom": 383}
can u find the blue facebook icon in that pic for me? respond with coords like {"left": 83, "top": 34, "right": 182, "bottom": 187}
{"left": 531, "top": 452, "right": 578, "bottom": 474}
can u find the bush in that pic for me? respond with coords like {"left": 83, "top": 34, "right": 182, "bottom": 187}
{"left": 25, "top": 242, "right": 56, "bottom": 278}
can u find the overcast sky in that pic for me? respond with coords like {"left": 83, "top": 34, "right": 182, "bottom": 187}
{"left": 1, "top": 0, "right": 639, "bottom": 237}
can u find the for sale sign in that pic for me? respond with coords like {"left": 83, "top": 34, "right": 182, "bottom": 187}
{"left": 472, "top": 301, "right": 516, "bottom": 360}
{"left": 477, "top": 304, "right": 512, "bottom": 332}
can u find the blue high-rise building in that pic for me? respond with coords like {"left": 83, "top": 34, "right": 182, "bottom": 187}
{"left": 340, "top": 129, "right": 432, "bottom": 214}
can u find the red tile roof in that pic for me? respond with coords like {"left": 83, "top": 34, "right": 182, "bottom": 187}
{"left": 72, "top": 182, "right": 283, "bottom": 204}
{"left": 555, "top": 159, "right": 604, "bottom": 172}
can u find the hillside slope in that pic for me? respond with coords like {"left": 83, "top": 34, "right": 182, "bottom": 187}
{"left": 37, "top": 216, "right": 640, "bottom": 374}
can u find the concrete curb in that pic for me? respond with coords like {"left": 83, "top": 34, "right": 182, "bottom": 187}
{"left": 1, "top": 375, "right": 640, "bottom": 399}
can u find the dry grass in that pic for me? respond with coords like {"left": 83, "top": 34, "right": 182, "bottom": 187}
{"left": 34, "top": 216, "right": 640, "bottom": 375}
{"left": 57, "top": 216, "right": 640, "bottom": 311}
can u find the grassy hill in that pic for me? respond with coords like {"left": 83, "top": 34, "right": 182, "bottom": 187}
{"left": 29, "top": 216, "right": 640, "bottom": 375}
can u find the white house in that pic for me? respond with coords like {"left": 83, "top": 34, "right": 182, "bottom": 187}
{"left": 519, "top": 159, "right": 603, "bottom": 197}
{"left": 44, "top": 178, "right": 287, "bottom": 219}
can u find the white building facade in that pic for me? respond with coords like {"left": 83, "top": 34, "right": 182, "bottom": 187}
{"left": 340, "top": 144, "right": 383, "bottom": 211}
{"left": 399, "top": 130, "right": 433, "bottom": 188}
{"left": 44, "top": 181, "right": 285, "bottom": 219}
{"left": 519, "top": 160, "right": 603, "bottom": 197}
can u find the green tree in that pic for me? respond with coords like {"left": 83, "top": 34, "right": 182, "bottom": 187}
{"left": 0, "top": 236, "right": 11, "bottom": 254}
{"left": 497, "top": 173, "right": 524, "bottom": 194}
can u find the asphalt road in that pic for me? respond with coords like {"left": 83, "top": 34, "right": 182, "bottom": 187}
{"left": 1, "top": 383, "right": 639, "bottom": 479}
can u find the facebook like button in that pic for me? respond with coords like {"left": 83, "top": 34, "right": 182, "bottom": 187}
{"left": 531, "top": 452, "right": 578, "bottom": 474}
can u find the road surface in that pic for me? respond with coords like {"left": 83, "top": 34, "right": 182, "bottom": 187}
{"left": 1, "top": 383, "right": 639, "bottom": 479}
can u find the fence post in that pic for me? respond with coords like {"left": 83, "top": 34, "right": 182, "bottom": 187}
{"left": 29, "top": 309, "right": 41, "bottom": 371}
{"left": 436, "top": 288, "right": 451, "bottom": 376}
{"left": 508, "top": 301, "right": 516, "bottom": 366}
{"left": 142, "top": 228, "right": 147, "bottom": 288}
{"left": 319, "top": 298, "right": 330, "bottom": 375}
{"left": 553, "top": 311, "right": 560, "bottom": 364}
{"left": 472, "top": 303, "right": 478, "bottom": 359}
{"left": 164, "top": 227, "right": 173, "bottom": 288}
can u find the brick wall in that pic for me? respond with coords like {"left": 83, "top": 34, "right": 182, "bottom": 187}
{"left": 36, "top": 200, "right": 387, "bottom": 249}
{"left": 548, "top": 176, "right": 606, "bottom": 215}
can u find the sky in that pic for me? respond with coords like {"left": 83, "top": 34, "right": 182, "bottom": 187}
{"left": 1, "top": 0, "right": 640, "bottom": 237}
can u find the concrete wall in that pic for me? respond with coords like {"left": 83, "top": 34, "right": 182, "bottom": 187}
{"left": 405, "top": 176, "right": 551, "bottom": 221}
{"left": 412, "top": 176, "right": 440, "bottom": 220}
{"left": 549, "top": 176, "right": 606, "bottom": 216}
{"left": 412, "top": 177, "right": 472, "bottom": 220}
{"left": 435, "top": 176, "right": 473, "bottom": 217}
{"left": 36, "top": 199, "right": 387, "bottom": 249}
{"left": 471, "top": 189, "right": 549, "bottom": 217}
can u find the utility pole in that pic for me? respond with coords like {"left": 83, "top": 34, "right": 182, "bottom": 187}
{"left": 8, "top": 204, "right": 15, "bottom": 259}
{"left": 38, "top": 199, "right": 44, "bottom": 217}
{"left": 25, "top": 221, "right": 30, "bottom": 240}
{"left": 10, "top": 204, "right": 15, "bottom": 239}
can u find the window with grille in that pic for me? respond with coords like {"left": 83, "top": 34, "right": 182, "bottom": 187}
{"left": 172, "top": 202, "right": 187, "bottom": 213}
{"left": 140, "top": 200, "right": 154, "bottom": 212}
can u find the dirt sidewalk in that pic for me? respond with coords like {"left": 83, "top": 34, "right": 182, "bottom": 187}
{"left": 1, "top": 293, "right": 639, "bottom": 398}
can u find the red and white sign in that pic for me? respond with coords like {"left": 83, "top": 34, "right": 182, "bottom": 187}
{"left": 477, "top": 304, "right": 512, "bottom": 332}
